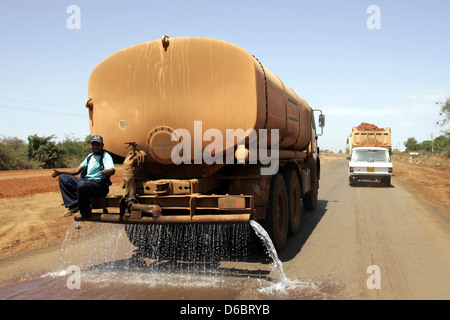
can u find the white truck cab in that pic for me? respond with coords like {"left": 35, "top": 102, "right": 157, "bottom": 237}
{"left": 348, "top": 147, "right": 392, "bottom": 186}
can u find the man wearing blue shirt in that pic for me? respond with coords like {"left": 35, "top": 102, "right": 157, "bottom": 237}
{"left": 52, "top": 135, "right": 115, "bottom": 217}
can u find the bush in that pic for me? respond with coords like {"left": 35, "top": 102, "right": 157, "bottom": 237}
{"left": 27, "top": 134, "right": 64, "bottom": 169}
{"left": 0, "top": 136, "right": 40, "bottom": 170}
{"left": 404, "top": 135, "right": 449, "bottom": 156}
{"left": 58, "top": 135, "right": 91, "bottom": 167}
{"left": 0, "top": 134, "right": 91, "bottom": 170}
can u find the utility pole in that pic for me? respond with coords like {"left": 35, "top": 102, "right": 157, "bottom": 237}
{"left": 431, "top": 133, "right": 434, "bottom": 154}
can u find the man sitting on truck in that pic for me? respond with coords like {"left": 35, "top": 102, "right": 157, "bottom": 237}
{"left": 52, "top": 135, "right": 115, "bottom": 217}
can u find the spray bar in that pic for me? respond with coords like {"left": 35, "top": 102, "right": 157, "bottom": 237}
{"left": 74, "top": 213, "right": 251, "bottom": 225}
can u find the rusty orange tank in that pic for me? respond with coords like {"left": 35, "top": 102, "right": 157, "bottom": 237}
{"left": 87, "top": 37, "right": 312, "bottom": 164}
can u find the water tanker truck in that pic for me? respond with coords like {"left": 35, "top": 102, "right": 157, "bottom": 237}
{"left": 75, "top": 36, "right": 325, "bottom": 252}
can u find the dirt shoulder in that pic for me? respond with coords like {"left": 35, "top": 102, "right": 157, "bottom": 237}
{"left": 0, "top": 167, "right": 123, "bottom": 257}
{"left": 392, "top": 159, "right": 449, "bottom": 211}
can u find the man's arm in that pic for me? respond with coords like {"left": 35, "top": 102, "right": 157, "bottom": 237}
{"left": 101, "top": 167, "right": 115, "bottom": 177}
{"left": 52, "top": 166, "right": 83, "bottom": 178}
{"left": 101, "top": 152, "right": 116, "bottom": 177}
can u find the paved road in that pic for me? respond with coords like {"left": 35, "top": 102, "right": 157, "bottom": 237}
{"left": 279, "top": 158, "right": 450, "bottom": 299}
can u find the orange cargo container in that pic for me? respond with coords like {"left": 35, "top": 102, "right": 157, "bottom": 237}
{"left": 349, "top": 124, "right": 391, "bottom": 154}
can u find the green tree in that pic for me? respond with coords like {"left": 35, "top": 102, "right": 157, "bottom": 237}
{"left": 0, "top": 134, "right": 94, "bottom": 170}
{"left": 57, "top": 135, "right": 90, "bottom": 167}
{"left": 404, "top": 137, "right": 419, "bottom": 152}
{"left": 420, "top": 140, "right": 433, "bottom": 153}
{"left": 433, "top": 135, "right": 449, "bottom": 154}
{"left": 436, "top": 97, "right": 450, "bottom": 134}
{"left": 0, "top": 136, "right": 38, "bottom": 170}
{"left": 27, "top": 134, "right": 64, "bottom": 168}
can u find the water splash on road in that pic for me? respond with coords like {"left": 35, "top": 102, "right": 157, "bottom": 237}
{"left": 1, "top": 220, "right": 334, "bottom": 299}
{"left": 249, "top": 220, "right": 324, "bottom": 297}
{"left": 249, "top": 220, "right": 288, "bottom": 284}
{"left": 59, "top": 220, "right": 78, "bottom": 261}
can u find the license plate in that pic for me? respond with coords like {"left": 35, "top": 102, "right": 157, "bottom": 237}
{"left": 367, "top": 167, "right": 374, "bottom": 173}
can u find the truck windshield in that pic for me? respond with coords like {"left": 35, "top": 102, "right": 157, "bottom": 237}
{"left": 352, "top": 150, "right": 389, "bottom": 162}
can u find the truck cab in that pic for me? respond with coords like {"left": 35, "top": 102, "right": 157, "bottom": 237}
{"left": 348, "top": 147, "right": 392, "bottom": 186}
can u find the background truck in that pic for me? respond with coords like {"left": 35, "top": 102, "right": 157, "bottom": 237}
{"left": 348, "top": 123, "right": 391, "bottom": 154}
{"left": 76, "top": 36, "right": 325, "bottom": 253}
{"left": 348, "top": 147, "right": 393, "bottom": 186}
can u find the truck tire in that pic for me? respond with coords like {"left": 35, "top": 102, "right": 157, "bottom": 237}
{"left": 283, "top": 170, "right": 302, "bottom": 235}
{"left": 263, "top": 173, "right": 289, "bottom": 252}
{"left": 303, "top": 160, "right": 318, "bottom": 210}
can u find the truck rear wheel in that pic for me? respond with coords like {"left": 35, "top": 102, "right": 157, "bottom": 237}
{"left": 263, "top": 173, "right": 289, "bottom": 252}
{"left": 283, "top": 170, "right": 302, "bottom": 235}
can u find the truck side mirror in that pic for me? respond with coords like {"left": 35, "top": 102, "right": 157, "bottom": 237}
{"left": 313, "top": 109, "right": 325, "bottom": 136}
{"left": 318, "top": 114, "right": 325, "bottom": 128}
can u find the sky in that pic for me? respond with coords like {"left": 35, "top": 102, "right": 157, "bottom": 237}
{"left": 0, "top": 0, "right": 449, "bottom": 152}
